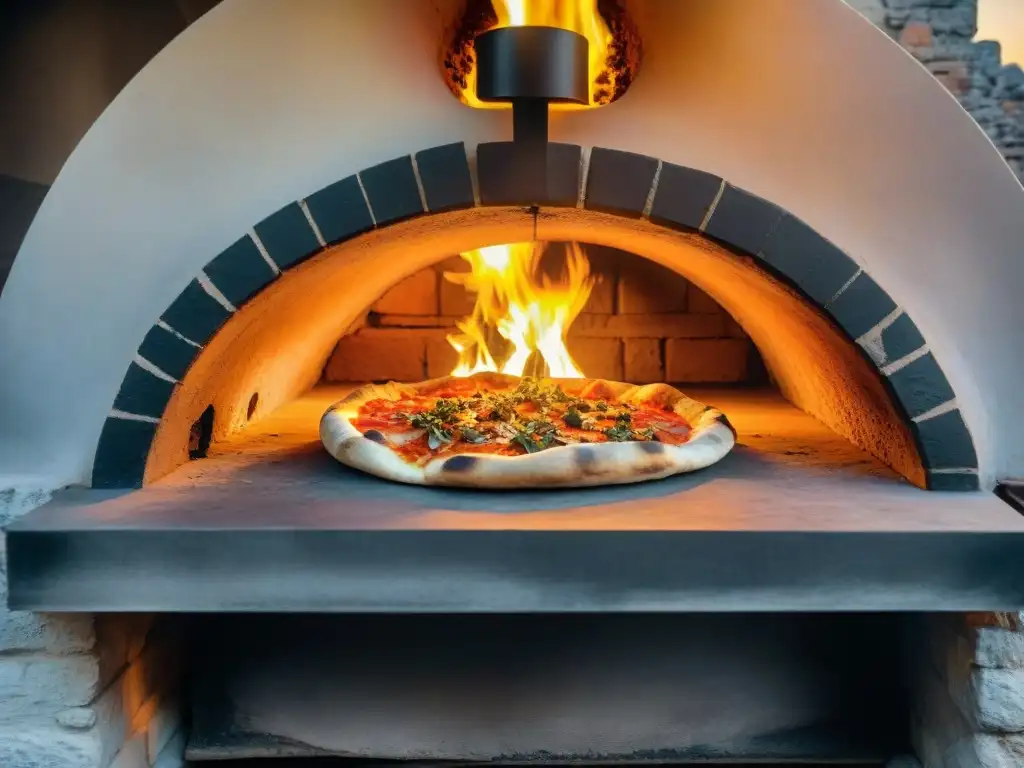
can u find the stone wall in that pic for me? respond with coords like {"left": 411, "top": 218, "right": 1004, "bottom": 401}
{"left": 0, "top": 490, "right": 186, "bottom": 768}
{"left": 912, "top": 612, "right": 1024, "bottom": 767}
{"left": 849, "top": 0, "right": 1024, "bottom": 180}
{"left": 324, "top": 246, "right": 764, "bottom": 385}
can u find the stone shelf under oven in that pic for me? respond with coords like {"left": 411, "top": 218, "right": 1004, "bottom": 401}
{"left": 6, "top": 386, "right": 1024, "bottom": 613}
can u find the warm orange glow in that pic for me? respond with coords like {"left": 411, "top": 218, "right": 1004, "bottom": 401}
{"left": 446, "top": 242, "right": 594, "bottom": 378}
{"left": 463, "top": 0, "right": 614, "bottom": 108}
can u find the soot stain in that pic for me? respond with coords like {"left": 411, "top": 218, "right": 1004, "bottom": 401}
{"left": 574, "top": 446, "right": 601, "bottom": 474}
{"left": 444, "top": 454, "right": 480, "bottom": 473}
{"left": 363, "top": 430, "right": 387, "bottom": 444}
{"left": 638, "top": 441, "right": 666, "bottom": 455}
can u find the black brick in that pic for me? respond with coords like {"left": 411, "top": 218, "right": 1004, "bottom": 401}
{"left": 138, "top": 324, "right": 199, "bottom": 382}
{"left": 759, "top": 214, "right": 860, "bottom": 307}
{"left": 415, "top": 143, "right": 474, "bottom": 212}
{"left": 878, "top": 312, "right": 927, "bottom": 366}
{"left": 703, "top": 185, "right": 784, "bottom": 257}
{"left": 254, "top": 203, "right": 320, "bottom": 270}
{"left": 826, "top": 272, "right": 898, "bottom": 340}
{"left": 160, "top": 279, "right": 231, "bottom": 346}
{"left": 305, "top": 175, "right": 374, "bottom": 245}
{"left": 886, "top": 353, "right": 956, "bottom": 419}
{"left": 913, "top": 409, "right": 979, "bottom": 469}
{"left": 649, "top": 163, "right": 723, "bottom": 232}
{"left": 112, "top": 362, "right": 176, "bottom": 419}
{"left": 926, "top": 472, "right": 980, "bottom": 492}
{"left": 477, "top": 142, "right": 581, "bottom": 207}
{"left": 92, "top": 418, "right": 156, "bottom": 489}
{"left": 584, "top": 147, "right": 658, "bottom": 217}
{"left": 359, "top": 156, "right": 424, "bottom": 225}
{"left": 204, "top": 235, "right": 276, "bottom": 306}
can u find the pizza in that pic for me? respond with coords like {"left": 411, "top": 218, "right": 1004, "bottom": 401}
{"left": 320, "top": 373, "right": 735, "bottom": 488}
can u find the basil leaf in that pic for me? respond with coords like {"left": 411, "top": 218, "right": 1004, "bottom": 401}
{"left": 564, "top": 408, "right": 584, "bottom": 429}
{"left": 461, "top": 427, "right": 487, "bottom": 444}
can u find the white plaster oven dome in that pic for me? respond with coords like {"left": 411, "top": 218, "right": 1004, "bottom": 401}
{"left": 0, "top": 0, "right": 1021, "bottom": 491}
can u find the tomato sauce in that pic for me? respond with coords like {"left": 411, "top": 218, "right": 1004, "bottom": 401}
{"left": 349, "top": 385, "right": 693, "bottom": 462}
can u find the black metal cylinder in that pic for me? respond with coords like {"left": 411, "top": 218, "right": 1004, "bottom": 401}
{"left": 475, "top": 26, "right": 589, "bottom": 105}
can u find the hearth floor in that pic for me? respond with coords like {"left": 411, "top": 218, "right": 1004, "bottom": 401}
{"left": 7, "top": 385, "right": 1024, "bottom": 612}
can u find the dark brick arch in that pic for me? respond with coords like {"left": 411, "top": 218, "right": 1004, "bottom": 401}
{"left": 92, "top": 143, "right": 979, "bottom": 491}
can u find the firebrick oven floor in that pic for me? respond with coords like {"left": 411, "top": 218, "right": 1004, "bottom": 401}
{"left": 7, "top": 385, "right": 1024, "bottom": 612}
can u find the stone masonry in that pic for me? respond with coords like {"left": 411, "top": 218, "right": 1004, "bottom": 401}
{"left": 912, "top": 613, "right": 1024, "bottom": 767}
{"left": 849, "top": 0, "right": 1024, "bottom": 180}
{"left": 324, "top": 246, "right": 764, "bottom": 385}
{"left": 0, "top": 489, "right": 185, "bottom": 768}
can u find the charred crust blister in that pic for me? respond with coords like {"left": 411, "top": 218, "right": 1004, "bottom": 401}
{"left": 363, "top": 429, "right": 388, "bottom": 444}
{"left": 443, "top": 454, "right": 480, "bottom": 473}
{"left": 574, "top": 446, "right": 600, "bottom": 474}
{"left": 638, "top": 441, "right": 666, "bottom": 455}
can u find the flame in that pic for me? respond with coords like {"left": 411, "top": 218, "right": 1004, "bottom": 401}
{"left": 446, "top": 242, "right": 595, "bottom": 378}
{"left": 463, "top": 0, "right": 614, "bottom": 108}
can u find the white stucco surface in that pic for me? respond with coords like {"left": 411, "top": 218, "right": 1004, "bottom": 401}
{"left": 0, "top": 0, "right": 1021, "bottom": 487}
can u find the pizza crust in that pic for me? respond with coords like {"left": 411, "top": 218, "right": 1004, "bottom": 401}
{"left": 319, "top": 373, "right": 736, "bottom": 488}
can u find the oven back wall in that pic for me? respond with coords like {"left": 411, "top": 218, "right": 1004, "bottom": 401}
{"left": 0, "top": 0, "right": 1021, "bottom": 488}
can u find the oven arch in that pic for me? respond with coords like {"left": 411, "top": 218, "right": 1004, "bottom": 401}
{"left": 92, "top": 143, "right": 978, "bottom": 491}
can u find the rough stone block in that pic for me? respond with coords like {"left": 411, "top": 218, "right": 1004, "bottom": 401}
{"left": 584, "top": 147, "right": 659, "bottom": 217}
{"left": 687, "top": 284, "right": 722, "bottom": 314}
{"left": 703, "top": 185, "right": 784, "bottom": 257}
{"left": 358, "top": 156, "right": 424, "bottom": 226}
{"left": 616, "top": 257, "right": 691, "bottom": 314}
{"left": 0, "top": 612, "right": 95, "bottom": 655}
{"left": 976, "top": 629, "right": 1024, "bottom": 670}
{"left": 972, "top": 667, "right": 1024, "bottom": 732}
{"left": 371, "top": 269, "right": 438, "bottom": 316}
{"left": 0, "top": 656, "right": 101, "bottom": 719}
{"left": 112, "top": 363, "right": 175, "bottom": 420}
{"left": 759, "top": 215, "right": 860, "bottom": 308}
{"left": 160, "top": 279, "right": 231, "bottom": 346}
{"left": 567, "top": 338, "right": 623, "bottom": 381}
{"left": 665, "top": 339, "right": 750, "bottom": 383}
{"left": 649, "top": 163, "right": 722, "bottom": 232}
{"left": 56, "top": 707, "right": 97, "bottom": 731}
{"left": 0, "top": 726, "right": 102, "bottom": 768}
{"left": 203, "top": 235, "right": 276, "bottom": 306}
{"left": 325, "top": 331, "right": 427, "bottom": 382}
{"left": 304, "top": 175, "right": 374, "bottom": 246}
{"left": 415, "top": 143, "right": 474, "bottom": 213}
{"left": 624, "top": 339, "right": 663, "bottom": 384}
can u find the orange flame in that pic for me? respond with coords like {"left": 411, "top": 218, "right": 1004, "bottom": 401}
{"left": 446, "top": 242, "right": 594, "bottom": 378}
{"left": 463, "top": 0, "right": 614, "bottom": 108}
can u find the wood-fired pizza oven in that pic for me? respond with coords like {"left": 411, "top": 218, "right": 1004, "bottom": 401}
{"left": 3, "top": 1, "right": 1024, "bottom": 766}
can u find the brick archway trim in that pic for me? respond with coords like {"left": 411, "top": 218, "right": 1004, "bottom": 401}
{"left": 92, "top": 143, "right": 979, "bottom": 490}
